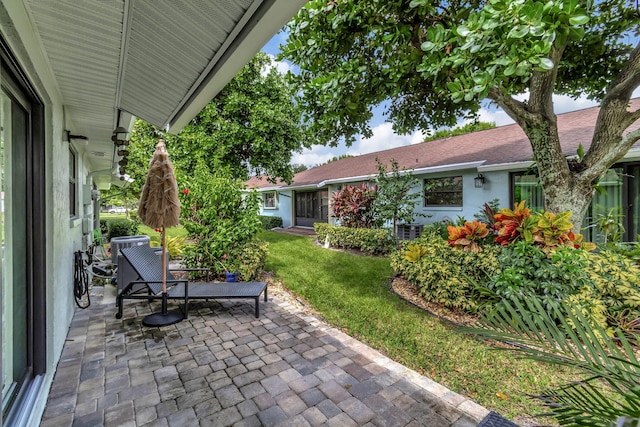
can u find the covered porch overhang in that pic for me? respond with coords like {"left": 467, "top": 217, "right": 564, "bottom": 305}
{"left": 22, "top": 0, "right": 306, "bottom": 188}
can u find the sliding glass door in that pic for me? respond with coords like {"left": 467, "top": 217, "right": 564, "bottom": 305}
{"left": 0, "top": 41, "right": 46, "bottom": 423}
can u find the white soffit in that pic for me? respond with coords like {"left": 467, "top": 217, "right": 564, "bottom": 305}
{"left": 23, "top": 0, "right": 306, "bottom": 171}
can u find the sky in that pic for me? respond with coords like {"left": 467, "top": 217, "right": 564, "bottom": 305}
{"left": 260, "top": 32, "right": 638, "bottom": 168}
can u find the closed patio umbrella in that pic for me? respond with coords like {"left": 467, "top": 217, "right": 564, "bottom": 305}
{"left": 138, "top": 139, "right": 182, "bottom": 326}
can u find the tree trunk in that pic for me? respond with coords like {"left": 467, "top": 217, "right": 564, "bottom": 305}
{"left": 541, "top": 177, "right": 593, "bottom": 234}
{"left": 523, "top": 123, "right": 594, "bottom": 233}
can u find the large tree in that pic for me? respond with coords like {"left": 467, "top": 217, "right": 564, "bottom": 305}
{"left": 126, "top": 51, "right": 309, "bottom": 193}
{"left": 281, "top": 0, "right": 640, "bottom": 230}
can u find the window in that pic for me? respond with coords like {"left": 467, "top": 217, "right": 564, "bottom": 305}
{"left": 512, "top": 172, "right": 544, "bottom": 211}
{"left": 69, "top": 147, "right": 77, "bottom": 217}
{"left": 511, "top": 167, "right": 632, "bottom": 242}
{"left": 424, "top": 176, "right": 463, "bottom": 206}
{"left": 263, "top": 191, "right": 277, "bottom": 209}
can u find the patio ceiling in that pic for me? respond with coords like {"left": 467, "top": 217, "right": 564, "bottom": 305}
{"left": 23, "top": 0, "right": 305, "bottom": 186}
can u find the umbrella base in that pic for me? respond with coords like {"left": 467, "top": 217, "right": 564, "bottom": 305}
{"left": 142, "top": 310, "right": 184, "bottom": 327}
{"left": 142, "top": 292, "right": 184, "bottom": 327}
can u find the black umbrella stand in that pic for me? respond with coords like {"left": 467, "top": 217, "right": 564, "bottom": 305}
{"left": 142, "top": 293, "right": 183, "bottom": 326}
{"left": 142, "top": 229, "right": 184, "bottom": 327}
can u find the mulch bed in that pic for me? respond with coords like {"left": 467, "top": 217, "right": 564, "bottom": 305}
{"left": 390, "top": 276, "right": 479, "bottom": 326}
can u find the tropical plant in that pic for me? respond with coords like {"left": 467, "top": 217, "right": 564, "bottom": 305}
{"left": 493, "top": 201, "right": 595, "bottom": 251}
{"left": 447, "top": 220, "right": 490, "bottom": 252}
{"left": 372, "top": 158, "right": 423, "bottom": 234}
{"left": 391, "top": 230, "right": 501, "bottom": 312}
{"left": 330, "top": 183, "right": 379, "bottom": 228}
{"left": 404, "top": 242, "right": 427, "bottom": 262}
{"left": 179, "top": 167, "right": 262, "bottom": 272}
{"left": 469, "top": 295, "right": 640, "bottom": 426}
{"left": 282, "top": 0, "right": 639, "bottom": 231}
{"left": 590, "top": 207, "right": 626, "bottom": 244}
{"left": 493, "top": 200, "right": 536, "bottom": 246}
{"left": 149, "top": 235, "right": 188, "bottom": 260}
{"left": 473, "top": 198, "right": 501, "bottom": 229}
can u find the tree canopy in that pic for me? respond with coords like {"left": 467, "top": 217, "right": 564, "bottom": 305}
{"left": 126, "top": 51, "right": 309, "bottom": 194}
{"left": 281, "top": 0, "right": 640, "bottom": 230}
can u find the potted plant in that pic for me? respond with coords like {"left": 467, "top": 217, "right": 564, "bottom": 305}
{"left": 217, "top": 254, "right": 240, "bottom": 282}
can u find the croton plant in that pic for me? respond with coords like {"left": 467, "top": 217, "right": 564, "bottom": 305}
{"left": 445, "top": 201, "right": 596, "bottom": 253}
{"left": 447, "top": 220, "right": 490, "bottom": 253}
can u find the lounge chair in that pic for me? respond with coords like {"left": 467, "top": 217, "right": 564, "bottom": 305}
{"left": 115, "top": 245, "right": 268, "bottom": 319}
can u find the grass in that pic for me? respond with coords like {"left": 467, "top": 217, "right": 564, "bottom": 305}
{"left": 100, "top": 213, "right": 189, "bottom": 240}
{"left": 260, "top": 230, "right": 569, "bottom": 421}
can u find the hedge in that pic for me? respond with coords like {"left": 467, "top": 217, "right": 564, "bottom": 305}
{"left": 106, "top": 219, "right": 139, "bottom": 241}
{"left": 314, "top": 223, "right": 395, "bottom": 255}
{"left": 259, "top": 215, "right": 283, "bottom": 230}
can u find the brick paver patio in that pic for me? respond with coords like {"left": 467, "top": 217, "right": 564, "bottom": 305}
{"left": 40, "top": 284, "right": 490, "bottom": 426}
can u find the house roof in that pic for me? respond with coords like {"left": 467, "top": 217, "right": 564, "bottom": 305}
{"left": 19, "top": 0, "right": 306, "bottom": 185}
{"left": 249, "top": 99, "right": 640, "bottom": 190}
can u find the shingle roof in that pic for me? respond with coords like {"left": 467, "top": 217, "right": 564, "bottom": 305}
{"left": 248, "top": 99, "right": 640, "bottom": 189}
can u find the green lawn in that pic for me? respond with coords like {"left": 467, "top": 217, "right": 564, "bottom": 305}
{"left": 260, "top": 230, "right": 569, "bottom": 421}
{"left": 100, "top": 212, "right": 188, "bottom": 240}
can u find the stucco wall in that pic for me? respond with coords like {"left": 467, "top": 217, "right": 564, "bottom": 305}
{"left": 258, "top": 189, "right": 293, "bottom": 228}
{"left": 414, "top": 169, "right": 511, "bottom": 225}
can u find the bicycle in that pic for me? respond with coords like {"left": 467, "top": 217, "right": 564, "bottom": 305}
{"left": 73, "top": 236, "right": 118, "bottom": 309}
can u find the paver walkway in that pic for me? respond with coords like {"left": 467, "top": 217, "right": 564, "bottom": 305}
{"left": 40, "top": 284, "right": 490, "bottom": 427}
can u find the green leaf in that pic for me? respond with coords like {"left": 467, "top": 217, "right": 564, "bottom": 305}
{"left": 421, "top": 41, "right": 436, "bottom": 51}
{"left": 504, "top": 63, "right": 517, "bottom": 76}
{"left": 569, "top": 14, "right": 589, "bottom": 25}
{"left": 508, "top": 25, "right": 529, "bottom": 39}
{"left": 457, "top": 25, "right": 471, "bottom": 37}
{"left": 538, "top": 58, "right": 554, "bottom": 70}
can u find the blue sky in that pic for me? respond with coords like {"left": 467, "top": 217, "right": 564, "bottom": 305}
{"left": 261, "top": 33, "right": 637, "bottom": 168}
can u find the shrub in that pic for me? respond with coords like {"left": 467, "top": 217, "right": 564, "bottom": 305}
{"left": 179, "top": 168, "right": 262, "bottom": 272}
{"left": 99, "top": 218, "right": 109, "bottom": 234}
{"left": 259, "top": 215, "right": 283, "bottom": 230}
{"left": 236, "top": 239, "right": 269, "bottom": 281}
{"left": 482, "top": 242, "right": 640, "bottom": 332}
{"left": 331, "top": 183, "right": 378, "bottom": 228}
{"left": 150, "top": 235, "right": 188, "bottom": 260}
{"left": 106, "top": 219, "right": 138, "bottom": 240}
{"left": 484, "top": 242, "right": 590, "bottom": 313}
{"left": 390, "top": 230, "right": 502, "bottom": 312}
{"left": 315, "top": 223, "right": 395, "bottom": 255}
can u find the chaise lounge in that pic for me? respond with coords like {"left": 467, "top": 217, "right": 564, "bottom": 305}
{"left": 115, "top": 245, "right": 268, "bottom": 319}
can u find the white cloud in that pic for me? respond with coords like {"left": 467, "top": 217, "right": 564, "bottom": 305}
{"left": 346, "top": 123, "right": 427, "bottom": 156}
{"left": 262, "top": 54, "right": 292, "bottom": 76}
{"left": 291, "top": 145, "right": 337, "bottom": 167}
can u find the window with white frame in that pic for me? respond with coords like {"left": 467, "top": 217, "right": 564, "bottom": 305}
{"left": 424, "top": 176, "right": 463, "bottom": 207}
{"left": 263, "top": 191, "right": 277, "bottom": 209}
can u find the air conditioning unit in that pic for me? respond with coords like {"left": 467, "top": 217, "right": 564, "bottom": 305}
{"left": 396, "top": 224, "right": 424, "bottom": 240}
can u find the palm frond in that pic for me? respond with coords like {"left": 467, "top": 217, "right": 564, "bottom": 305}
{"left": 463, "top": 295, "right": 640, "bottom": 426}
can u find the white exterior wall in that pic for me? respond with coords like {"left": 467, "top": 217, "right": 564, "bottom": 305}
{"left": 1, "top": 3, "right": 91, "bottom": 424}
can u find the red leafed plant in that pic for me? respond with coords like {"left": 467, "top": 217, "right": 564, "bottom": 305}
{"left": 447, "top": 220, "right": 490, "bottom": 252}
{"left": 493, "top": 200, "right": 536, "bottom": 246}
{"left": 331, "top": 183, "right": 378, "bottom": 228}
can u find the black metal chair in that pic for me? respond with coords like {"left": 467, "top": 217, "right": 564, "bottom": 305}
{"left": 115, "top": 245, "right": 268, "bottom": 319}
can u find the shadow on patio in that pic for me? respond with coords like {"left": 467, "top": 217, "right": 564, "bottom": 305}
{"left": 40, "top": 284, "right": 490, "bottom": 427}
